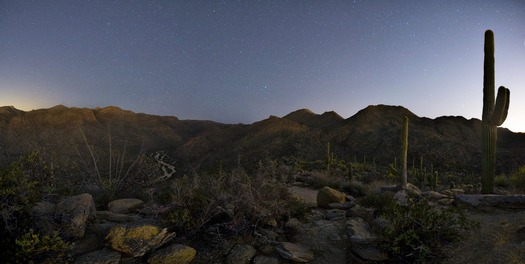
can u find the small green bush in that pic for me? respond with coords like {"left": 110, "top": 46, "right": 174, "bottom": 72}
{"left": 341, "top": 181, "right": 369, "bottom": 197}
{"left": 15, "top": 229, "right": 71, "bottom": 263}
{"left": 511, "top": 166, "right": 525, "bottom": 192}
{"left": 378, "top": 197, "right": 478, "bottom": 263}
{"left": 494, "top": 174, "right": 509, "bottom": 188}
{"left": 0, "top": 152, "right": 47, "bottom": 233}
{"left": 0, "top": 152, "right": 70, "bottom": 262}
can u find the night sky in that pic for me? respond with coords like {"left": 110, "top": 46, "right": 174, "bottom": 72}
{"left": 1, "top": 1, "right": 524, "bottom": 132}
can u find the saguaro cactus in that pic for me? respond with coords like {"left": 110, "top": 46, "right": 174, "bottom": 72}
{"left": 481, "top": 30, "right": 510, "bottom": 194}
{"left": 401, "top": 116, "right": 408, "bottom": 186}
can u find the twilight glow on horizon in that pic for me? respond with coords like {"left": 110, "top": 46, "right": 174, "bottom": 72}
{"left": 1, "top": 1, "right": 524, "bottom": 131}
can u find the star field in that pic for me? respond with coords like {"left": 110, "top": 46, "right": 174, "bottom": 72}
{"left": 1, "top": 1, "right": 524, "bottom": 131}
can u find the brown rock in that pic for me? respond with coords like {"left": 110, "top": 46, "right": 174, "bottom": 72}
{"left": 226, "top": 244, "right": 257, "bottom": 264}
{"left": 108, "top": 198, "right": 144, "bottom": 214}
{"left": 275, "top": 242, "right": 314, "bottom": 263}
{"left": 106, "top": 225, "right": 175, "bottom": 257}
{"left": 56, "top": 193, "right": 96, "bottom": 239}
{"left": 317, "top": 186, "right": 346, "bottom": 208}
{"left": 147, "top": 244, "right": 196, "bottom": 264}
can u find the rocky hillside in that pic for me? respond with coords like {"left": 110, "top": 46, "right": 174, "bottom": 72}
{"left": 0, "top": 104, "right": 524, "bottom": 176}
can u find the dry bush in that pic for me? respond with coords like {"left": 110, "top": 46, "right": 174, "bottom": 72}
{"left": 164, "top": 168, "right": 309, "bottom": 237}
{"left": 304, "top": 171, "right": 348, "bottom": 189}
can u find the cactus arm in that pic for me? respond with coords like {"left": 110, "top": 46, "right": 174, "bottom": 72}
{"left": 491, "top": 86, "right": 510, "bottom": 126}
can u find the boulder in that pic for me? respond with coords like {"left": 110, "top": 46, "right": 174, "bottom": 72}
{"left": 147, "top": 244, "right": 196, "bottom": 264}
{"left": 349, "top": 245, "right": 388, "bottom": 262}
{"left": 346, "top": 217, "right": 377, "bottom": 244}
{"left": 393, "top": 190, "right": 409, "bottom": 206}
{"left": 30, "top": 201, "right": 56, "bottom": 232}
{"left": 56, "top": 193, "right": 96, "bottom": 239}
{"left": 317, "top": 186, "right": 346, "bottom": 208}
{"left": 106, "top": 225, "right": 175, "bottom": 257}
{"left": 275, "top": 242, "right": 314, "bottom": 263}
{"left": 74, "top": 247, "right": 121, "bottom": 264}
{"left": 96, "top": 211, "right": 143, "bottom": 223}
{"left": 108, "top": 198, "right": 144, "bottom": 214}
{"left": 253, "top": 255, "right": 280, "bottom": 264}
{"left": 455, "top": 194, "right": 525, "bottom": 209}
{"left": 346, "top": 217, "right": 388, "bottom": 261}
{"left": 226, "top": 244, "right": 257, "bottom": 264}
{"left": 326, "top": 209, "right": 346, "bottom": 221}
{"left": 327, "top": 201, "right": 355, "bottom": 210}
{"left": 404, "top": 183, "right": 422, "bottom": 196}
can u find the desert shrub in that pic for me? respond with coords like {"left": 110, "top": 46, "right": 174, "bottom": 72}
{"left": 510, "top": 166, "right": 525, "bottom": 192}
{"left": 15, "top": 229, "right": 71, "bottom": 263}
{"left": 359, "top": 191, "right": 396, "bottom": 214}
{"left": 341, "top": 181, "right": 369, "bottom": 197}
{"left": 0, "top": 152, "right": 70, "bottom": 262}
{"left": 0, "top": 152, "right": 48, "bottom": 234}
{"left": 256, "top": 159, "right": 294, "bottom": 184}
{"left": 378, "top": 197, "right": 478, "bottom": 263}
{"left": 77, "top": 128, "right": 161, "bottom": 204}
{"left": 164, "top": 168, "right": 309, "bottom": 237}
{"left": 305, "top": 171, "right": 348, "bottom": 189}
{"left": 494, "top": 174, "right": 510, "bottom": 188}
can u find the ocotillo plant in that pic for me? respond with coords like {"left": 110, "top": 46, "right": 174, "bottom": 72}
{"left": 401, "top": 116, "right": 408, "bottom": 186}
{"left": 481, "top": 30, "right": 510, "bottom": 194}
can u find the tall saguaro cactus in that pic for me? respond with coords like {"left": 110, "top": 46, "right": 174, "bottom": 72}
{"left": 481, "top": 30, "right": 510, "bottom": 194}
{"left": 401, "top": 116, "right": 408, "bottom": 186}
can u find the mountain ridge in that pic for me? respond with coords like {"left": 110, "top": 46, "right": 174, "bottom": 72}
{"left": 0, "top": 104, "right": 523, "bottom": 176}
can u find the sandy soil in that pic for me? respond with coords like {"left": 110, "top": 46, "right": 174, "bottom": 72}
{"left": 443, "top": 208, "right": 525, "bottom": 264}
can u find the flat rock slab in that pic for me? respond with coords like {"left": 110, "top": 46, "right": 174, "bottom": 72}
{"left": 456, "top": 194, "right": 525, "bottom": 209}
{"left": 276, "top": 242, "right": 314, "bottom": 263}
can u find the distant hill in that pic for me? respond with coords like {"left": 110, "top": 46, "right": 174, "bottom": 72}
{"left": 0, "top": 104, "right": 524, "bottom": 176}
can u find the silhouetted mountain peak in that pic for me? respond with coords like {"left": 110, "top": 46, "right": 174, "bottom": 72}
{"left": 283, "top": 109, "right": 317, "bottom": 123}
{"left": 349, "top": 104, "right": 418, "bottom": 123}
{"left": 320, "top": 111, "right": 343, "bottom": 121}
{"left": 0, "top": 106, "right": 25, "bottom": 116}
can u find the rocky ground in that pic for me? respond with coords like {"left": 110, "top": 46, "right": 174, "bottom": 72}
{"left": 30, "top": 180, "right": 525, "bottom": 263}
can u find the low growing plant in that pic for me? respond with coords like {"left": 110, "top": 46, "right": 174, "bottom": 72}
{"left": 378, "top": 197, "right": 478, "bottom": 263}
{"left": 15, "top": 229, "right": 71, "bottom": 263}
{"left": 0, "top": 152, "right": 70, "bottom": 262}
{"left": 510, "top": 166, "right": 525, "bottom": 192}
{"left": 164, "top": 168, "right": 309, "bottom": 237}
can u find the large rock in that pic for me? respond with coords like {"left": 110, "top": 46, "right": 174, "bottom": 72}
{"left": 317, "top": 186, "right": 346, "bottom": 208}
{"left": 56, "top": 193, "right": 96, "bottom": 239}
{"left": 74, "top": 247, "right": 121, "bottom": 264}
{"left": 147, "top": 244, "right": 196, "bottom": 264}
{"left": 346, "top": 217, "right": 377, "bottom": 244}
{"left": 455, "top": 194, "right": 525, "bottom": 209}
{"left": 253, "top": 255, "right": 280, "bottom": 264}
{"left": 346, "top": 217, "right": 388, "bottom": 262}
{"left": 96, "top": 210, "right": 143, "bottom": 223}
{"left": 106, "top": 225, "right": 175, "bottom": 257}
{"left": 30, "top": 201, "right": 57, "bottom": 232}
{"left": 108, "top": 198, "right": 144, "bottom": 214}
{"left": 275, "top": 242, "right": 314, "bottom": 263}
{"left": 226, "top": 244, "right": 257, "bottom": 264}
